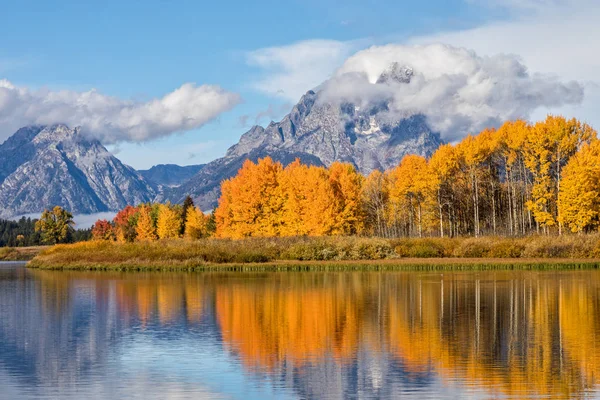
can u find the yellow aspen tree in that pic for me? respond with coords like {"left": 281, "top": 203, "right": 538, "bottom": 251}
{"left": 558, "top": 141, "right": 600, "bottom": 233}
{"left": 496, "top": 120, "right": 530, "bottom": 235}
{"left": 328, "top": 162, "right": 365, "bottom": 235}
{"left": 215, "top": 157, "right": 284, "bottom": 238}
{"left": 184, "top": 206, "right": 208, "bottom": 239}
{"left": 456, "top": 129, "right": 495, "bottom": 237}
{"left": 279, "top": 160, "right": 338, "bottom": 236}
{"left": 303, "top": 165, "right": 338, "bottom": 235}
{"left": 362, "top": 170, "right": 390, "bottom": 237}
{"left": 279, "top": 160, "right": 308, "bottom": 236}
{"left": 524, "top": 116, "right": 596, "bottom": 234}
{"left": 429, "top": 143, "right": 459, "bottom": 237}
{"left": 157, "top": 203, "right": 181, "bottom": 239}
{"left": 136, "top": 205, "right": 157, "bottom": 241}
{"left": 388, "top": 155, "right": 430, "bottom": 237}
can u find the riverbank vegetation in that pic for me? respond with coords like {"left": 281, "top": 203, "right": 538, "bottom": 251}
{"left": 28, "top": 235, "right": 600, "bottom": 270}
{"left": 0, "top": 246, "right": 45, "bottom": 261}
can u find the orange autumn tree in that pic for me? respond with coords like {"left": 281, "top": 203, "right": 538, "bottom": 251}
{"left": 113, "top": 205, "right": 139, "bottom": 243}
{"left": 279, "top": 160, "right": 337, "bottom": 236}
{"left": 216, "top": 157, "right": 365, "bottom": 238}
{"left": 328, "top": 162, "right": 365, "bottom": 235}
{"left": 91, "top": 219, "right": 115, "bottom": 241}
{"left": 216, "top": 157, "right": 285, "bottom": 238}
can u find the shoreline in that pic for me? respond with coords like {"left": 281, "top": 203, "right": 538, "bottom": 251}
{"left": 27, "top": 257, "right": 600, "bottom": 272}
{"left": 25, "top": 237, "right": 600, "bottom": 272}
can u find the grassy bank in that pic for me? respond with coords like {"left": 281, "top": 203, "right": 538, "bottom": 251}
{"left": 27, "top": 235, "right": 600, "bottom": 271}
{"left": 0, "top": 246, "right": 45, "bottom": 261}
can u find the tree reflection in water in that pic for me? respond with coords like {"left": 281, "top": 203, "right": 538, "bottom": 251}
{"left": 2, "top": 268, "right": 600, "bottom": 398}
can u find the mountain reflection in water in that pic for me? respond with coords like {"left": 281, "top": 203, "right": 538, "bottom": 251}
{"left": 0, "top": 266, "right": 599, "bottom": 399}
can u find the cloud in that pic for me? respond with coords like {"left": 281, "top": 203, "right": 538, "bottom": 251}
{"left": 254, "top": 103, "right": 292, "bottom": 124}
{"left": 410, "top": 0, "right": 600, "bottom": 129}
{"left": 246, "top": 39, "right": 361, "bottom": 101}
{"left": 0, "top": 80, "right": 242, "bottom": 144}
{"left": 320, "top": 44, "right": 583, "bottom": 140}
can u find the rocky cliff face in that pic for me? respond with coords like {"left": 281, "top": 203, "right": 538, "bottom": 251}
{"left": 164, "top": 64, "right": 442, "bottom": 210}
{"left": 0, "top": 124, "right": 154, "bottom": 217}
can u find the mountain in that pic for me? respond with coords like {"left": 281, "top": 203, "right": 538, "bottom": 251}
{"left": 162, "top": 64, "right": 442, "bottom": 210}
{"left": 0, "top": 124, "right": 154, "bottom": 217}
{"left": 138, "top": 164, "right": 205, "bottom": 189}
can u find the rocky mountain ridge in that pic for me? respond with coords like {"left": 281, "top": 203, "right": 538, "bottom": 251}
{"left": 0, "top": 124, "right": 154, "bottom": 218}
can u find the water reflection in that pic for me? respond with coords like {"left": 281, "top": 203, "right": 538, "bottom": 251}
{"left": 1, "top": 266, "right": 599, "bottom": 398}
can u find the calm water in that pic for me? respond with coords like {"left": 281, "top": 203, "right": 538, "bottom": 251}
{"left": 1, "top": 263, "right": 600, "bottom": 399}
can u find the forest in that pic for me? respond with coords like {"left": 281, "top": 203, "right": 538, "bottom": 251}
{"left": 91, "top": 115, "right": 599, "bottom": 242}
{"left": 0, "top": 215, "right": 91, "bottom": 247}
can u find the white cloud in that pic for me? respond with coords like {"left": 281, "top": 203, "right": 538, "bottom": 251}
{"left": 411, "top": 0, "right": 600, "bottom": 129}
{"left": 246, "top": 39, "right": 361, "bottom": 101}
{"left": 0, "top": 80, "right": 242, "bottom": 144}
{"left": 320, "top": 44, "right": 583, "bottom": 140}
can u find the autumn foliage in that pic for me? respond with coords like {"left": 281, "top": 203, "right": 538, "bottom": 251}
{"left": 91, "top": 197, "right": 209, "bottom": 243}
{"left": 215, "top": 159, "right": 365, "bottom": 238}
{"left": 92, "top": 115, "right": 599, "bottom": 241}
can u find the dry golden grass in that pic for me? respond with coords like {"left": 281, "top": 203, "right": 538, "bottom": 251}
{"left": 26, "top": 235, "right": 600, "bottom": 271}
{"left": 0, "top": 246, "right": 46, "bottom": 261}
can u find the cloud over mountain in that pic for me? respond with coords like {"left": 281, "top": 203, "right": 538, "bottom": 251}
{"left": 320, "top": 44, "right": 584, "bottom": 140}
{"left": 246, "top": 39, "right": 360, "bottom": 101}
{"left": 0, "top": 80, "right": 241, "bottom": 144}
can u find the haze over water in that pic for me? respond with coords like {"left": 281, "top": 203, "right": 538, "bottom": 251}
{"left": 0, "top": 264, "right": 599, "bottom": 399}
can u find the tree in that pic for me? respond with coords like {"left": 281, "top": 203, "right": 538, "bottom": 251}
{"left": 456, "top": 129, "right": 496, "bottom": 237}
{"left": 113, "top": 206, "right": 139, "bottom": 243}
{"left": 429, "top": 144, "right": 459, "bottom": 237}
{"left": 184, "top": 206, "right": 208, "bottom": 239}
{"left": 328, "top": 162, "right": 364, "bottom": 235}
{"left": 279, "top": 160, "right": 337, "bottom": 236}
{"left": 91, "top": 219, "right": 115, "bottom": 241}
{"left": 35, "top": 206, "right": 74, "bottom": 244}
{"left": 216, "top": 157, "right": 285, "bottom": 238}
{"left": 523, "top": 116, "right": 596, "bottom": 234}
{"left": 388, "top": 155, "right": 434, "bottom": 237}
{"left": 181, "top": 196, "right": 195, "bottom": 235}
{"left": 362, "top": 170, "right": 390, "bottom": 237}
{"left": 559, "top": 141, "right": 600, "bottom": 233}
{"left": 157, "top": 203, "right": 182, "bottom": 239}
{"left": 136, "top": 205, "right": 157, "bottom": 241}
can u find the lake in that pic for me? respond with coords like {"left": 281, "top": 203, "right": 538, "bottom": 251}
{"left": 1, "top": 262, "right": 599, "bottom": 399}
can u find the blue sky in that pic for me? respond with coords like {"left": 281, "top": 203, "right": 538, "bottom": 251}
{"left": 1, "top": 0, "right": 597, "bottom": 168}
